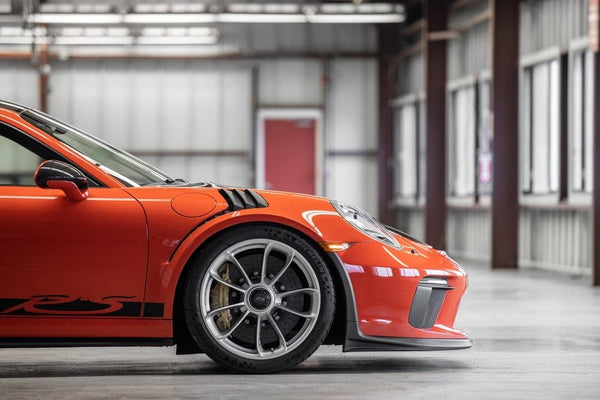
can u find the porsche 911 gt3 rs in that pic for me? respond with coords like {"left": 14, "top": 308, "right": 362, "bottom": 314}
{"left": 0, "top": 100, "right": 471, "bottom": 373}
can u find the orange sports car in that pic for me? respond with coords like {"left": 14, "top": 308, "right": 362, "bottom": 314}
{"left": 0, "top": 100, "right": 471, "bottom": 373}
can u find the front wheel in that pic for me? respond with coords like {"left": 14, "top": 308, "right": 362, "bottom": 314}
{"left": 183, "top": 225, "right": 335, "bottom": 373}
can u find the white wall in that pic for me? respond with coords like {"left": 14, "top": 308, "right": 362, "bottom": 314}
{"left": 0, "top": 24, "right": 379, "bottom": 215}
{"left": 0, "top": 60, "right": 38, "bottom": 108}
{"left": 48, "top": 59, "right": 253, "bottom": 187}
{"left": 325, "top": 59, "right": 378, "bottom": 215}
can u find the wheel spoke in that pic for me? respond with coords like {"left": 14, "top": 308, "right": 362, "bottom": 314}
{"left": 209, "top": 269, "right": 246, "bottom": 293}
{"left": 267, "top": 314, "right": 288, "bottom": 353}
{"left": 216, "top": 309, "right": 250, "bottom": 340}
{"left": 276, "top": 304, "right": 317, "bottom": 319}
{"left": 206, "top": 302, "right": 245, "bottom": 320}
{"left": 270, "top": 249, "right": 295, "bottom": 286}
{"left": 256, "top": 315, "right": 266, "bottom": 357}
{"left": 225, "top": 251, "right": 252, "bottom": 287}
{"left": 200, "top": 237, "right": 324, "bottom": 361}
{"left": 279, "top": 288, "right": 319, "bottom": 298}
{"left": 260, "top": 242, "right": 273, "bottom": 283}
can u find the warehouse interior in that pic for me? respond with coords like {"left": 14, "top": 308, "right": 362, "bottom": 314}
{"left": 1, "top": 0, "right": 600, "bottom": 398}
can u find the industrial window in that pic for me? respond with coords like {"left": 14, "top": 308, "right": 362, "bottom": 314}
{"left": 521, "top": 57, "right": 560, "bottom": 195}
{"left": 477, "top": 79, "right": 493, "bottom": 196}
{"left": 570, "top": 49, "right": 594, "bottom": 194}
{"left": 393, "top": 96, "right": 425, "bottom": 203}
{"left": 448, "top": 82, "right": 476, "bottom": 198}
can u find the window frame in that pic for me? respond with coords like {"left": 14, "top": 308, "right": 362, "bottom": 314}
{"left": 0, "top": 121, "right": 102, "bottom": 188}
{"left": 568, "top": 37, "right": 594, "bottom": 204}
{"left": 390, "top": 92, "right": 426, "bottom": 206}
{"left": 519, "top": 46, "right": 562, "bottom": 205}
{"left": 446, "top": 74, "right": 492, "bottom": 206}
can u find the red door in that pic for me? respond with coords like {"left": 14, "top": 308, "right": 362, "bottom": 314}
{"left": 264, "top": 118, "right": 316, "bottom": 195}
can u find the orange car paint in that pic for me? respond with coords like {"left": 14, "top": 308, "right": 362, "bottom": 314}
{"left": 0, "top": 107, "right": 469, "bottom": 344}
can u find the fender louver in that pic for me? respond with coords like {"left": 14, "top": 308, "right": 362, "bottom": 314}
{"left": 219, "top": 188, "right": 268, "bottom": 211}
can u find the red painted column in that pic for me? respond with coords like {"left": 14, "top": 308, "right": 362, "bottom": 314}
{"left": 377, "top": 25, "right": 397, "bottom": 225}
{"left": 490, "top": 0, "right": 519, "bottom": 269}
{"left": 424, "top": 1, "right": 448, "bottom": 249}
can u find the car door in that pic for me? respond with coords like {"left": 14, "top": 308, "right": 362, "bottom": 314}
{"left": 0, "top": 124, "right": 148, "bottom": 337}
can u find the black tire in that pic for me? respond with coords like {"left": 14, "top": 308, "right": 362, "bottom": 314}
{"left": 183, "top": 224, "right": 335, "bottom": 373}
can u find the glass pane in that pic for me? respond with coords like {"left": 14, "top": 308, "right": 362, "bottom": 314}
{"left": 453, "top": 86, "right": 476, "bottom": 197}
{"left": 549, "top": 59, "right": 560, "bottom": 193}
{"left": 584, "top": 51, "right": 595, "bottom": 193}
{"left": 572, "top": 52, "right": 584, "bottom": 192}
{"left": 394, "top": 103, "right": 418, "bottom": 198}
{"left": 531, "top": 62, "right": 550, "bottom": 194}
{"left": 522, "top": 68, "right": 532, "bottom": 193}
{"left": 0, "top": 135, "right": 41, "bottom": 186}
{"left": 418, "top": 101, "right": 426, "bottom": 201}
{"left": 477, "top": 80, "right": 492, "bottom": 195}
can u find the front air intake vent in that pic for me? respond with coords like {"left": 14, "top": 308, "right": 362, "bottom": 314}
{"left": 409, "top": 277, "right": 453, "bottom": 329}
{"left": 219, "top": 188, "right": 268, "bottom": 211}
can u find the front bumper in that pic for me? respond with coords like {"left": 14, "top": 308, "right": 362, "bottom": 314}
{"left": 327, "top": 240, "right": 471, "bottom": 352}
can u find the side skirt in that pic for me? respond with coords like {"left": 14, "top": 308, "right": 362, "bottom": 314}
{"left": 0, "top": 337, "right": 174, "bottom": 348}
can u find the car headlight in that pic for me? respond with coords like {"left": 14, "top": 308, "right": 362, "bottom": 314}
{"left": 330, "top": 200, "right": 401, "bottom": 248}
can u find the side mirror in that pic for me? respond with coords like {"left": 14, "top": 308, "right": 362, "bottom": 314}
{"left": 34, "top": 160, "right": 89, "bottom": 201}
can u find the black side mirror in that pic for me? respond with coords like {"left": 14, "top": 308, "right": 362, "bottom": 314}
{"left": 34, "top": 160, "right": 89, "bottom": 201}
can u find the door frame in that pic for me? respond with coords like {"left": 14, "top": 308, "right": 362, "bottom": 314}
{"left": 255, "top": 107, "right": 324, "bottom": 196}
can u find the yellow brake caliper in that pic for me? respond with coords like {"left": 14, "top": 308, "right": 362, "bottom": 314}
{"left": 210, "top": 263, "right": 232, "bottom": 331}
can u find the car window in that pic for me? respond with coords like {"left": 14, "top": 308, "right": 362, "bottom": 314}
{"left": 0, "top": 134, "right": 41, "bottom": 186}
{"left": 0, "top": 122, "right": 101, "bottom": 187}
{"left": 21, "top": 110, "right": 175, "bottom": 187}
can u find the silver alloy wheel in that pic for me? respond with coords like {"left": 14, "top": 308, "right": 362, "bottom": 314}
{"left": 199, "top": 238, "right": 321, "bottom": 360}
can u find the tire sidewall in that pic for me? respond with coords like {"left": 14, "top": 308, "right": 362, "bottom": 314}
{"left": 183, "top": 224, "right": 335, "bottom": 373}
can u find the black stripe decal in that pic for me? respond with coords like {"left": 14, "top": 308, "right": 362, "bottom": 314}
{"left": 143, "top": 302, "right": 165, "bottom": 318}
{"left": 0, "top": 296, "right": 164, "bottom": 318}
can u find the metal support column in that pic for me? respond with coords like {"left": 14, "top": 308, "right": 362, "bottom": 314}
{"left": 593, "top": 53, "right": 600, "bottom": 285}
{"left": 377, "top": 25, "right": 397, "bottom": 225}
{"left": 490, "top": 0, "right": 519, "bottom": 269}
{"left": 38, "top": 45, "right": 49, "bottom": 113}
{"left": 424, "top": 0, "right": 448, "bottom": 249}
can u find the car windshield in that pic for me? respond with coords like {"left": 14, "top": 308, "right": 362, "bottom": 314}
{"left": 21, "top": 109, "right": 179, "bottom": 187}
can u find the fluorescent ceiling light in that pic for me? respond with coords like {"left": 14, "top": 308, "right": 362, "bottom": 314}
{"left": 308, "top": 14, "right": 405, "bottom": 23}
{"left": 54, "top": 36, "right": 134, "bottom": 45}
{"left": 140, "top": 27, "right": 216, "bottom": 37}
{"left": 123, "top": 13, "right": 217, "bottom": 24}
{"left": 0, "top": 36, "right": 50, "bottom": 45}
{"left": 53, "top": 36, "right": 218, "bottom": 46}
{"left": 29, "top": 13, "right": 123, "bottom": 24}
{"left": 218, "top": 13, "right": 307, "bottom": 23}
{"left": 136, "top": 36, "right": 218, "bottom": 45}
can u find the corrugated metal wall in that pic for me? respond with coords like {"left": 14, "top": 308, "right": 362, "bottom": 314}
{"left": 447, "top": 0, "right": 490, "bottom": 80}
{"left": 519, "top": 208, "right": 592, "bottom": 276}
{"left": 396, "top": 208, "right": 425, "bottom": 241}
{"left": 48, "top": 60, "right": 254, "bottom": 187}
{"left": 0, "top": 60, "right": 40, "bottom": 180}
{"left": 520, "top": 0, "right": 588, "bottom": 55}
{"left": 396, "top": 53, "right": 423, "bottom": 97}
{"left": 518, "top": 0, "right": 592, "bottom": 275}
{"left": 447, "top": 208, "right": 491, "bottom": 263}
{"left": 325, "top": 59, "right": 378, "bottom": 214}
{"left": 0, "top": 24, "right": 379, "bottom": 215}
{"left": 0, "top": 60, "right": 38, "bottom": 107}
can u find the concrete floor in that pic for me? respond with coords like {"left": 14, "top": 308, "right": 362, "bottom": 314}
{"left": 1, "top": 262, "right": 600, "bottom": 399}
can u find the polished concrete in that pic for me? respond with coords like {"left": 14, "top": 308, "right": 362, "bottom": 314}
{"left": 1, "top": 262, "right": 600, "bottom": 399}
